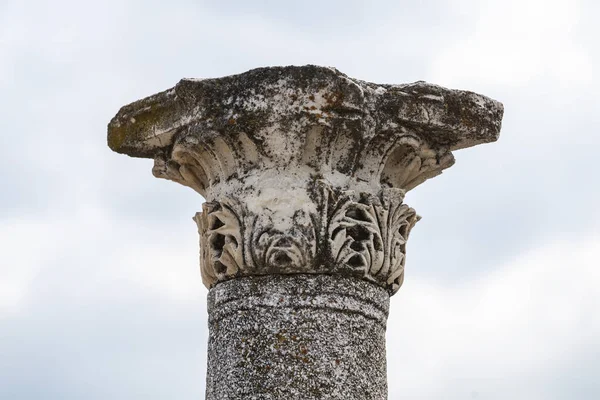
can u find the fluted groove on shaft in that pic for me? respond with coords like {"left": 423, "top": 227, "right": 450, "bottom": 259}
{"left": 206, "top": 274, "right": 389, "bottom": 400}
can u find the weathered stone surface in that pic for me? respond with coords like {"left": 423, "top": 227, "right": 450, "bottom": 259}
{"left": 207, "top": 274, "right": 389, "bottom": 400}
{"left": 107, "top": 65, "right": 503, "bottom": 295}
{"left": 108, "top": 66, "right": 502, "bottom": 163}
{"left": 107, "top": 65, "right": 503, "bottom": 400}
{"left": 194, "top": 180, "right": 418, "bottom": 295}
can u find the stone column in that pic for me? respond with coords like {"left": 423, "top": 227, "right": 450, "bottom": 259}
{"left": 108, "top": 66, "right": 503, "bottom": 400}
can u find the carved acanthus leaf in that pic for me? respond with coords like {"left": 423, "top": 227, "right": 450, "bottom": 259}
{"left": 109, "top": 66, "right": 503, "bottom": 297}
{"left": 318, "top": 181, "right": 418, "bottom": 292}
{"left": 194, "top": 201, "right": 244, "bottom": 286}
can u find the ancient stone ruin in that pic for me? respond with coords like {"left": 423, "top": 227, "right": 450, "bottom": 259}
{"left": 108, "top": 65, "right": 503, "bottom": 399}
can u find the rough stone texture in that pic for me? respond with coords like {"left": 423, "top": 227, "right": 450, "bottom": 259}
{"left": 207, "top": 274, "right": 389, "bottom": 400}
{"left": 194, "top": 180, "right": 418, "bottom": 295}
{"left": 107, "top": 65, "right": 503, "bottom": 400}
{"left": 107, "top": 65, "right": 504, "bottom": 295}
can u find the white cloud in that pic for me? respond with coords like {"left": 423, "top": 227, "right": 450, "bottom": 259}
{"left": 4, "top": 213, "right": 598, "bottom": 398}
{"left": 388, "top": 231, "right": 600, "bottom": 399}
{"left": 0, "top": 219, "right": 56, "bottom": 314}
{"left": 0, "top": 206, "right": 205, "bottom": 317}
{"left": 431, "top": 0, "right": 593, "bottom": 88}
{"left": 1, "top": 0, "right": 598, "bottom": 397}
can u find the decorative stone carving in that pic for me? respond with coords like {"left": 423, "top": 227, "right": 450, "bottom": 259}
{"left": 108, "top": 66, "right": 503, "bottom": 400}
{"left": 321, "top": 184, "right": 419, "bottom": 293}
{"left": 192, "top": 180, "right": 417, "bottom": 293}
{"left": 194, "top": 200, "right": 244, "bottom": 286}
{"left": 193, "top": 197, "right": 318, "bottom": 288}
{"left": 108, "top": 65, "right": 504, "bottom": 294}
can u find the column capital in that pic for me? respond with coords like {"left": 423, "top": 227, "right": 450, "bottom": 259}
{"left": 108, "top": 65, "right": 503, "bottom": 294}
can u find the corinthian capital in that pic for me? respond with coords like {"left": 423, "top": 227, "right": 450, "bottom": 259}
{"left": 108, "top": 65, "right": 503, "bottom": 294}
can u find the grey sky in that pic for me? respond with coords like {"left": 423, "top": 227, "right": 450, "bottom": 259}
{"left": 1, "top": 0, "right": 598, "bottom": 399}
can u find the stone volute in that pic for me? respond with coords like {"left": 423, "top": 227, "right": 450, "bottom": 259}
{"left": 108, "top": 66, "right": 503, "bottom": 399}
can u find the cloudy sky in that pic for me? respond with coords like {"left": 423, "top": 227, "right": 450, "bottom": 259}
{"left": 1, "top": 0, "right": 598, "bottom": 398}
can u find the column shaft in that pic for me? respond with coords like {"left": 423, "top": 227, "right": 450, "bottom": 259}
{"left": 206, "top": 274, "right": 389, "bottom": 400}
